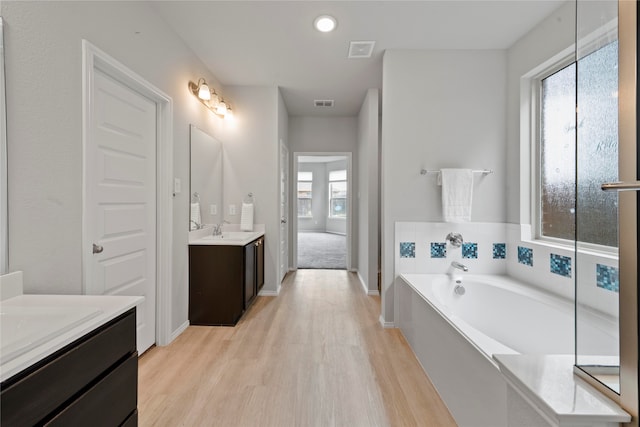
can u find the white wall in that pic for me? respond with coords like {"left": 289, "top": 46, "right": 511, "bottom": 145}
{"left": 381, "top": 49, "right": 507, "bottom": 323}
{"left": 506, "top": 1, "right": 575, "bottom": 224}
{"left": 357, "top": 89, "right": 380, "bottom": 294}
{"left": 218, "top": 86, "right": 280, "bottom": 294}
{"left": 3, "top": 1, "right": 236, "bottom": 335}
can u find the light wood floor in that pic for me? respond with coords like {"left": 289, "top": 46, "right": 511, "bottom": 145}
{"left": 138, "top": 270, "right": 456, "bottom": 427}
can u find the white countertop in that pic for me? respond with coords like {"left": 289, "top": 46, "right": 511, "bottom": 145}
{"left": 1, "top": 294, "right": 142, "bottom": 382}
{"left": 188, "top": 224, "right": 265, "bottom": 246}
{"left": 493, "top": 354, "right": 630, "bottom": 425}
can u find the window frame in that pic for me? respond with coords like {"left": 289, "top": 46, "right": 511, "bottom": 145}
{"left": 328, "top": 169, "right": 347, "bottom": 219}
{"left": 531, "top": 56, "right": 576, "bottom": 247}
{"left": 526, "top": 39, "right": 619, "bottom": 256}
{"left": 297, "top": 171, "right": 313, "bottom": 218}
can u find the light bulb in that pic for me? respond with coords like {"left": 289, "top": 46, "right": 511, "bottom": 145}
{"left": 198, "top": 82, "right": 211, "bottom": 101}
{"left": 216, "top": 100, "right": 227, "bottom": 116}
{"left": 314, "top": 15, "right": 337, "bottom": 33}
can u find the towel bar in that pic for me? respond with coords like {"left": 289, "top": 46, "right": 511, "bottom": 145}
{"left": 420, "top": 169, "right": 493, "bottom": 175}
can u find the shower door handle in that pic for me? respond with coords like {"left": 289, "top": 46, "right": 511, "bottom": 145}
{"left": 601, "top": 181, "right": 640, "bottom": 192}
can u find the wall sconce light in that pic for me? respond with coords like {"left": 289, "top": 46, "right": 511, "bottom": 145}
{"left": 188, "top": 78, "right": 234, "bottom": 119}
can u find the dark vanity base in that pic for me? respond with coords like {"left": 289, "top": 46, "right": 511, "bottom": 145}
{"left": 0, "top": 309, "right": 138, "bottom": 427}
{"left": 189, "top": 237, "right": 264, "bottom": 326}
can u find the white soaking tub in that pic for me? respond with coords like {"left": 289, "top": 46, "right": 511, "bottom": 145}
{"left": 396, "top": 273, "right": 618, "bottom": 427}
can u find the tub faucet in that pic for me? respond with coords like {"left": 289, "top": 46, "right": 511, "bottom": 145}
{"left": 451, "top": 261, "right": 468, "bottom": 272}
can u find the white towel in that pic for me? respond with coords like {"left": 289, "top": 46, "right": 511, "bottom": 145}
{"left": 190, "top": 202, "right": 201, "bottom": 230}
{"left": 240, "top": 202, "right": 254, "bottom": 231}
{"left": 440, "top": 169, "right": 473, "bottom": 223}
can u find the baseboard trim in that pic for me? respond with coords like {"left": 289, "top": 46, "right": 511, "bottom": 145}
{"left": 379, "top": 315, "right": 394, "bottom": 329}
{"left": 259, "top": 288, "right": 279, "bottom": 297}
{"left": 356, "top": 271, "right": 380, "bottom": 296}
{"left": 168, "top": 320, "right": 189, "bottom": 344}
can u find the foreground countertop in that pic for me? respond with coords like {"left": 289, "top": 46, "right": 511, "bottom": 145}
{"left": 493, "top": 354, "right": 630, "bottom": 425}
{"left": 1, "top": 294, "right": 142, "bottom": 382}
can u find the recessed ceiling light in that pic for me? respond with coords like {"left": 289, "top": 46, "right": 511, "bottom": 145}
{"left": 314, "top": 15, "right": 337, "bottom": 33}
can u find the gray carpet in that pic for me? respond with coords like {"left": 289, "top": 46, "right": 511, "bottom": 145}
{"left": 297, "top": 232, "right": 347, "bottom": 269}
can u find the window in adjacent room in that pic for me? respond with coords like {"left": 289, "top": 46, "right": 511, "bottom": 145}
{"left": 328, "top": 170, "right": 347, "bottom": 218}
{"left": 537, "top": 40, "right": 618, "bottom": 249}
{"left": 297, "top": 171, "right": 313, "bottom": 218}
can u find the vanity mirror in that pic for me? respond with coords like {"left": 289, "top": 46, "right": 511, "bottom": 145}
{"left": 189, "top": 125, "right": 222, "bottom": 231}
{"left": 1, "top": 17, "right": 8, "bottom": 274}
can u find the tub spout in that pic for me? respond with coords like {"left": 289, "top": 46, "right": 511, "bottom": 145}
{"left": 451, "top": 261, "right": 468, "bottom": 272}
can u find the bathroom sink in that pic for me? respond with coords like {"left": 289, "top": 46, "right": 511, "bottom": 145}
{"left": 0, "top": 306, "right": 102, "bottom": 364}
{"left": 203, "top": 232, "right": 255, "bottom": 240}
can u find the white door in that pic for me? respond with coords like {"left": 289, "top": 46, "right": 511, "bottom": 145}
{"left": 279, "top": 140, "right": 289, "bottom": 283}
{"left": 85, "top": 69, "right": 157, "bottom": 354}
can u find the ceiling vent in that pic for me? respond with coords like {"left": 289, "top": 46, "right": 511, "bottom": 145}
{"left": 348, "top": 41, "right": 376, "bottom": 59}
{"left": 314, "top": 99, "right": 334, "bottom": 107}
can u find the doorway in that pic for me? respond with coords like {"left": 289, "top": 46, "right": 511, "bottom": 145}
{"left": 82, "top": 41, "right": 173, "bottom": 353}
{"left": 293, "top": 153, "right": 352, "bottom": 270}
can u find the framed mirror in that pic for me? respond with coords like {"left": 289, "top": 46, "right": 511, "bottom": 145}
{"left": 189, "top": 125, "right": 222, "bottom": 230}
{"left": 1, "top": 17, "right": 8, "bottom": 274}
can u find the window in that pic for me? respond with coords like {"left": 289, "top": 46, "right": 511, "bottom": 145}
{"left": 297, "top": 171, "right": 312, "bottom": 218}
{"left": 537, "top": 40, "right": 618, "bottom": 248}
{"left": 328, "top": 170, "right": 347, "bottom": 218}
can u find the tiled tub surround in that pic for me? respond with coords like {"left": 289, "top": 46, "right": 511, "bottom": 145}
{"left": 396, "top": 273, "right": 627, "bottom": 427}
{"left": 395, "top": 222, "right": 508, "bottom": 275}
{"left": 395, "top": 222, "right": 620, "bottom": 318}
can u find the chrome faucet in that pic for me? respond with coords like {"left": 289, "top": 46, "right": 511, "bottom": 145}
{"left": 446, "top": 232, "right": 464, "bottom": 247}
{"left": 212, "top": 224, "right": 223, "bottom": 236}
{"left": 451, "top": 261, "right": 469, "bottom": 272}
{"left": 190, "top": 220, "right": 203, "bottom": 230}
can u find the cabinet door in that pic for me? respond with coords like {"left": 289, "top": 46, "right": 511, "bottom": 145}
{"left": 189, "top": 245, "right": 244, "bottom": 325}
{"left": 256, "top": 237, "right": 264, "bottom": 292}
{"left": 244, "top": 242, "right": 256, "bottom": 308}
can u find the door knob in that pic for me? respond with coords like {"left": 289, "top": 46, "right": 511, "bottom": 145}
{"left": 281, "top": 218, "right": 287, "bottom": 224}
{"left": 92, "top": 243, "right": 104, "bottom": 254}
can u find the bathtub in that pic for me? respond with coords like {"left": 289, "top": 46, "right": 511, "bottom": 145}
{"left": 396, "top": 273, "right": 618, "bottom": 427}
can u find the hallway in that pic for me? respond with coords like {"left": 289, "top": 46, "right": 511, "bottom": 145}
{"left": 138, "top": 270, "right": 455, "bottom": 426}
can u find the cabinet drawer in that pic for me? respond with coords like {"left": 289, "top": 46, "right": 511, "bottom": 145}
{"left": 121, "top": 410, "right": 138, "bottom": 427}
{"left": 1, "top": 309, "right": 136, "bottom": 426}
{"left": 45, "top": 353, "right": 137, "bottom": 427}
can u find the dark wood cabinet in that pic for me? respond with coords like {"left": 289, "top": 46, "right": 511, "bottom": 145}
{"left": 0, "top": 309, "right": 138, "bottom": 427}
{"left": 256, "top": 236, "right": 264, "bottom": 292}
{"left": 189, "top": 236, "right": 264, "bottom": 326}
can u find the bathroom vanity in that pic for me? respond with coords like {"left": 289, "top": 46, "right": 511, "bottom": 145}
{"left": 0, "top": 277, "right": 142, "bottom": 427}
{"left": 189, "top": 228, "right": 265, "bottom": 326}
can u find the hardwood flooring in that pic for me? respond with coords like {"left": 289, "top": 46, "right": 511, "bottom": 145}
{"left": 138, "top": 270, "right": 456, "bottom": 427}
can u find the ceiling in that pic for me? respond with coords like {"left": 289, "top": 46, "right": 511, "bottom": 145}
{"left": 154, "top": 1, "right": 564, "bottom": 117}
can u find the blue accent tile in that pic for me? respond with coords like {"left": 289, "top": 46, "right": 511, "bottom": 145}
{"left": 517, "top": 246, "right": 533, "bottom": 266}
{"left": 462, "top": 242, "right": 478, "bottom": 259}
{"left": 550, "top": 254, "right": 572, "bottom": 278}
{"left": 430, "top": 242, "right": 447, "bottom": 258}
{"left": 493, "top": 243, "right": 506, "bottom": 259}
{"left": 399, "top": 242, "right": 415, "bottom": 258}
{"left": 596, "top": 264, "right": 619, "bottom": 293}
